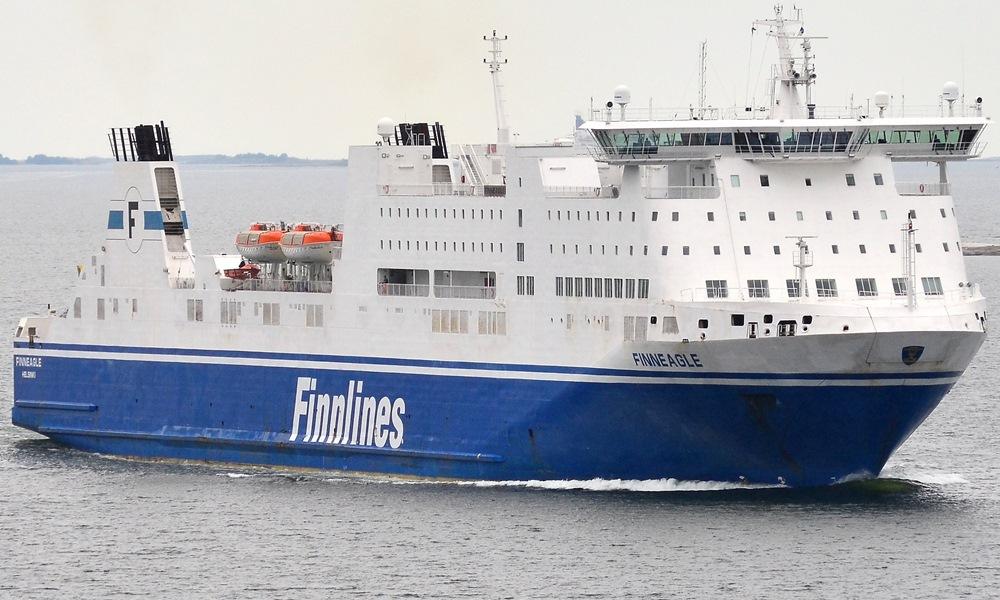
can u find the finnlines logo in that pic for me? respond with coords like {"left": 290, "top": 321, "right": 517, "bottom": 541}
{"left": 289, "top": 378, "right": 406, "bottom": 448}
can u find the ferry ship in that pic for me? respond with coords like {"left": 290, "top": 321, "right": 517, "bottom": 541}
{"left": 12, "top": 10, "right": 990, "bottom": 486}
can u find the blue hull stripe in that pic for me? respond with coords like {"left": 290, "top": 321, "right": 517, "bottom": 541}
{"left": 13, "top": 341, "right": 963, "bottom": 382}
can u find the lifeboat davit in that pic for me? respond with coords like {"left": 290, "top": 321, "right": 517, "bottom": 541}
{"left": 235, "top": 222, "right": 285, "bottom": 263}
{"left": 280, "top": 223, "right": 343, "bottom": 264}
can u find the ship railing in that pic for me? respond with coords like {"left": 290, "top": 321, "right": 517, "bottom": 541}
{"left": 433, "top": 285, "right": 497, "bottom": 300}
{"left": 883, "top": 140, "right": 986, "bottom": 160}
{"left": 377, "top": 183, "right": 506, "bottom": 197}
{"left": 544, "top": 185, "right": 620, "bottom": 198}
{"left": 644, "top": 186, "right": 721, "bottom": 199}
{"left": 377, "top": 283, "right": 430, "bottom": 297}
{"left": 170, "top": 277, "right": 196, "bottom": 289}
{"left": 227, "top": 278, "right": 332, "bottom": 293}
{"left": 586, "top": 103, "right": 984, "bottom": 123}
{"left": 895, "top": 182, "right": 951, "bottom": 196}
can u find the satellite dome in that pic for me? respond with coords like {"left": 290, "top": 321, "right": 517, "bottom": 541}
{"left": 942, "top": 81, "right": 960, "bottom": 101}
{"left": 377, "top": 117, "right": 397, "bottom": 140}
{"left": 613, "top": 84, "right": 632, "bottom": 105}
{"left": 873, "top": 91, "right": 890, "bottom": 108}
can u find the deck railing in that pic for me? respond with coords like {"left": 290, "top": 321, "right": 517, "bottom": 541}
{"left": 644, "top": 186, "right": 721, "bottom": 199}
{"left": 544, "top": 185, "right": 620, "bottom": 198}
{"left": 377, "top": 283, "right": 430, "bottom": 297}
{"left": 377, "top": 183, "right": 506, "bottom": 197}
{"left": 433, "top": 285, "right": 497, "bottom": 299}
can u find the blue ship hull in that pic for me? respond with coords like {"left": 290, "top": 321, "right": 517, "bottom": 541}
{"left": 12, "top": 343, "right": 952, "bottom": 487}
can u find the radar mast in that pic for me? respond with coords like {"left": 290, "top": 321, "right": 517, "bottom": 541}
{"left": 484, "top": 30, "right": 510, "bottom": 145}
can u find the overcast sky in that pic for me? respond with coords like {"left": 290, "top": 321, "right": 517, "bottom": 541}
{"left": 1, "top": 0, "right": 997, "bottom": 158}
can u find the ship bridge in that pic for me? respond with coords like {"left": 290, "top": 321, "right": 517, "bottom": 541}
{"left": 581, "top": 116, "right": 988, "bottom": 164}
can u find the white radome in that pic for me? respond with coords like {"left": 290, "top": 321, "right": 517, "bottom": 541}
{"left": 613, "top": 84, "right": 631, "bottom": 106}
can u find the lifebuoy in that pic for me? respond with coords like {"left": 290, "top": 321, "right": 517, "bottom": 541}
{"left": 919, "top": 184, "right": 925, "bottom": 193}
{"left": 383, "top": 185, "right": 389, "bottom": 194}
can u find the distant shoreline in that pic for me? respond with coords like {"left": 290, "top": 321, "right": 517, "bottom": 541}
{"left": 0, "top": 153, "right": 346, "bottom": 166}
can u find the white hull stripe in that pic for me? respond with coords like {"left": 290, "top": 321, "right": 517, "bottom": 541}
{"left": 14, "top": 347, "right": 961, "bottom": 387}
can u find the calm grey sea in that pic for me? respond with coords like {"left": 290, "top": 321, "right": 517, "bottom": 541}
{"left": 1, "top": 163, "right": 998, "bottom": 599}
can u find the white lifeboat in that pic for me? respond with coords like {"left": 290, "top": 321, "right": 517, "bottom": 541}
{"left": 235, "top": 222, "right": 285, "bottom": 263}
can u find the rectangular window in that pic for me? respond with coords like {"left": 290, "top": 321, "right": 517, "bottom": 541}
{"left": 705, "top": 279, "right": 729, "bottom": 299}
{"left": 892, "top": 277, "right": 908, "bottom": 297}
{"left": 743, "top": 246, "right": 751, "bottom": 255}
{"left": 805, "top": 178, "right": 812, "bottom": 187}
{"left": 517, "top": 275, "right": 525, "bottom": 295}
{"left": 478, "top": 311, "right": 507, "bottom": 335}
{"left": 516, "top": 242, "right": 525, "bottom": 262}
{"left": 73, "top": 297, "right": 81, "bottom": 318}
{"left": 852, "top": 210, "right": 860, "bottom": 220}
{"left": 652, "top": 211, "right": 658, "bottom": 222}
{"left": 859, "top": 244, "right": 867, "bottom": 254}
{"left": 565, "top": 276, "right": 574, "bottom": 297}
{"left": 730, "top": 174, "right": 741, "bottom": 187}
{"left": 186, "top": 298, "right": 204, "bottom": 322}
{"left": 661, "top": 245, "right": 668, "bottom": 256}
{"left": 713, "top": 246, "right": 721, "bottom": 255}
{"left": 855, "top": 278, "right": 878, "bottom": 297}
{"left": 880, "top": 210, "right": 888, "bottom": 220}
{"left": 575, "top": 277, "right": 584, "bottom": 297}
{"left": 585, "top": 277, "right": 594, "bottom": 297}
{"left": 614, "top": 278, "right": 624, "bottom": 299}
{"left": 796, "top": 211, "right": 804, "bottom": 221}
{"left": 747, "top": 279, "right": 770, "bottom": 298}
{"left": 518, "top": 209, "right": 523, "bottom": 227}
{"left": 604, "top": 278, "right": 613, "bottom": 298}
{"left": 943, "top": 242, "right": 950, "bottom": 252}
{"left": 432, "top": 309, "right": 470, "bottom": 334}
{"left": 661, "top": 316, "right": 679, "bottom": 334}
{"left": 768, "top": 211, "right": 775, "bottom": 221}
{"left": 815, "top": 279, "right": 838, "bottom": 298}
{"left": 306, "top": 304, "right": 324, "bottom": 327}
{"left": 707, "top": 212, "right": 715, "bottom": 222}
{"left": 637, "top": 279, "right": 650, "bottom": 299}
{"left": 760, "top": 174, "right": 770, "bottom": 187}
{"left": 555, "top": 277, "right": 564, "bottom": 296}
{"left": 921, "top": 277, "right": 943, "bottom": 296}
{"left": 889, "top": 244, "right": 896, "bottom": 253}
{"left": 874, "top": 173, "right": 884, "bottom": 185}
{"left": 625, "top": 279, "right": 636, "bottom": 299}
{"left": 832, "top": 245, "right": 839, "bottom": 254}
{"left": 220, "top": 300, "right": 240, "bottom": 325}
{"left": 671, "top": 211, "right": 679, "bottom": 222}
{"left": 262, "top": 302, "right": 280, "bottom": 325}
{"left": 683, "top": 246, "right": 690, "bottom": 255}
{"left": 826, "top": 211, "right": 833, "bottom": 221}
{"left": 773, "top": 245, "right": 781, "bottom": 255}
{"left": 97, "top": 298, "right": 105, "bottom": 321}
{"left": 786, "top": 279, "right": 801, "bottom": 298}
{"left": 739, "top": 211, "right": 746, "bottom": 222}
{"left": 526, "top": 276, "right": 534, "bottom": 296}
{"left": 846, "top": 173, "right": 856, "bottom": 186}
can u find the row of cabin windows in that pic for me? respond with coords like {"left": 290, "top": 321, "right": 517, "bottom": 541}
{"left": 555, "top": 277, "right": 650, "bottom": 299}
{"left": 380, "top": 207, "right": 503, "bottom": 221}
{"left": 546, "top": 206, "right": 953, "bottom": 224}
{"left": 731, "top": 173, "right": 884, "bottom": 188}
{"left": 549, "top": 209, "right": 637, "bottom": 223}
{"left": 652, "top": 207, "right": 951, "bottom": 223}
{"left": 703, "top": 277, "right": 944, "bottom": 299}
{"left": 429, "top": 309, "right": 508, "bottom": 335}
{"left": 551, "top": 243, "right": 650, "bottom": 256}
{"left": 381, "top": 240, "right": 504, "bottom": 253}
{"left": 659, "top": 240, "right": 958, "bottom": 256}
{"left": 74, "top": 297, "right": 138, "bottom": 320}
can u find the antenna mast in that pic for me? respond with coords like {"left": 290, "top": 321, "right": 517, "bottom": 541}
{"left": 754, "top": 6, "right": 826, "bottom": 119}
{"left": 484, "top": 30, "right": 510, "bottom": 145}
{"left": 697, "top": 40, "right": 708, "bottom": 119}
{"left": 902, "top": 220, "right": 918, "bottom": 310}
{"left": 787, "top": 235, "right": 817, "bottom": 298}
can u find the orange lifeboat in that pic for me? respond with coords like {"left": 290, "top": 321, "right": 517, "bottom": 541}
{"left": 280, "top": 223, "right": 343, "bottom": 263}
{"left": 235, "top": 222, "right": 286, "bottom": 263}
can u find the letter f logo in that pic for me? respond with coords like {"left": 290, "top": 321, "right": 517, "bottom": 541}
{"left": 127, "top": 201, "right": 139, "bottom": 239}
{"left": 289, "top": 377, "right": 313, "bottom": 441}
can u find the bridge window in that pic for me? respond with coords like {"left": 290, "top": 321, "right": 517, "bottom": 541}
{"left": 815, "top": 279, "right": 838, "bottom": 298}
{"left": 921, "top": 277, "right": 943, "bottom": 295}
{"left": 747, "top": 279, "right": 770, "bottom": 298}
{"left": 705, "top": 280, "right": 728, "bottom": 299}
{"left": 856, "top": 278, "right": 878, "bottom": 297}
